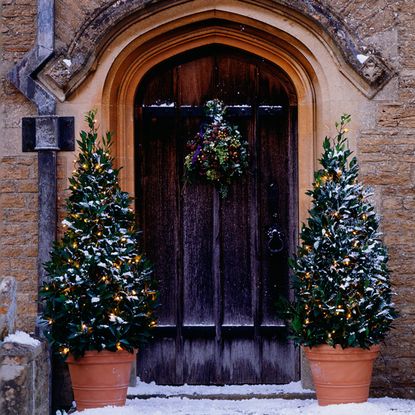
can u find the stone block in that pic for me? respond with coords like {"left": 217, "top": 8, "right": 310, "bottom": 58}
{"left": 0, "top": 339, "right": 49, "bottom": 415}
{"left": 0, "top": 278, "right": 16, "bottom": 340}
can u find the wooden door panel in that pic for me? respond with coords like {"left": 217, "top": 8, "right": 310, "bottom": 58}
{"left": 178, "top": 55, "right": 215, "bottom": 105}
{"left": 261, "top": 338, "right": 294, "bottom": 384}
{"left": 220, "top": 113, "right": 256, "bottom": 327}
{"left": 221, "top": 178, "right": 253, "bottom": 326}
{"left": 258, "top": 112, "right": 291, "bottom": 325}
{"left": 222, "top": 338, "right": 261, "bottom": 383}
{"left": 216, "top": 55, "right": 256, "bottom": 105}
{"left": 183, "top": 338, "right": 216, "bottom": 384}
{"left": 140, "top": 115, "right": 178, "bottom": 326}
{"left": 182, "top": 183, "right": 215, "bottom": 325}
{"left": 139, "top": 338, "right": 177, "bottom": 384}
{"left": 135, "top": 46, "right": 298, "bottom": 385}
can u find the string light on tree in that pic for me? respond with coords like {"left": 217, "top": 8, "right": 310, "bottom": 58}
{"left": 285, "top": 114, "right": 396, "bottom": 349}
{"left": 39, "top": 109, "right": 158, "bottom": 359}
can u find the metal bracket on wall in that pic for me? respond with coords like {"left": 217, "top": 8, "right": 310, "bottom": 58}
{"left": 22, "top": 116, "right": 75, "bottom": 152}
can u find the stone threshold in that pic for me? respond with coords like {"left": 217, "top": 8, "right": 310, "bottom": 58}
{"left": 127, "top": 392, "right": 316, "bottom": 400}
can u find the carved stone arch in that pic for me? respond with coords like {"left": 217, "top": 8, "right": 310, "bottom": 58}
{"left": 97, "top": 18, "right": 316, "bottom": 208}
{"left": 55, "top": 0, "right": 378, "bottom": 228}
{"left": 41, "top": 0, "right": 393, "bottom": 101}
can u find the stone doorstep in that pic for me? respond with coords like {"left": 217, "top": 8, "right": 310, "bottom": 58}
{"left": 127, "top": 392, "right": 316, "bottom": 401}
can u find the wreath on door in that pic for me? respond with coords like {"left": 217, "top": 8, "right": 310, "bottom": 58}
{"left": 184, "top": 99, "right": 249, "bottom": 198}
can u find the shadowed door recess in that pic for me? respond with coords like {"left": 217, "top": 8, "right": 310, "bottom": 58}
{"left": 135, "top": 45, "right": 298, "bottom": 385}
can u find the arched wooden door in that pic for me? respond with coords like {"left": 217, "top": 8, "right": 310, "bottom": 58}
{"left": 135, "top": 45, "right": 298, "bottom": 384}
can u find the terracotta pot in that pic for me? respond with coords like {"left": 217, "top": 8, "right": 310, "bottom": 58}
{"left": 304, "top": 344, "right": 380, "bottom": 406}
{"left": 66, "top": 349, "right": 136, "bottom": 411}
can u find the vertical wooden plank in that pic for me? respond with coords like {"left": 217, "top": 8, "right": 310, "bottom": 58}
{"left": 222, "top": 338, "right": 260, "bottom": 383}
{"left": 178, "top": 54, "right": 215, "bottom": 106}
{"left": 140, "top": 66, "right": 175, "bottom": 106}
{"left": 179, "top": 55, "right": 216, "bottom": 325}
{"left": 183, "top": 338, "right": 216, "bottom": 384}
{"left": 136, "top": 67, "right": 179, "bottom": 384}
{"left": 257, "top": 65, "right": 291, "bottom": 327}
{"left": 138, "top": 339, "right": 177, "bottom": 384}
{"left": 179, "top": 53, "right": 217, "bottom": 383}
{"left": 220, "top": 173, "right": 252, "bottom": 326}
{"left": 212, "top": 190, "right": 222, "bottom": 383}
{"left": 139, "top": 73, "right": 177, "bottom": 327}
{"left": 262, "top": 336, "right": 297, "bottom": 383}
{"left": 218, "top": 53, "right": 255, "bottom": 327}
{"left": 181, "top": 180, "right": 215, "bottom": 324}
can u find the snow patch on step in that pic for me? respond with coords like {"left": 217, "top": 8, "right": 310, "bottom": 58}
{"left": 128, "top": 378, "right": 312, "bottom": 396}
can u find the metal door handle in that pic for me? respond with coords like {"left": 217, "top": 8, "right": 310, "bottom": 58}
{"left": 267, "top": 225, "right": 284, "bottom": 254}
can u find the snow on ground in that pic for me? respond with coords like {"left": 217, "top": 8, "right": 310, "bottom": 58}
{"left": 69, "top": 378, "right": 415, "bottom": 415}
{"left": 3, "top": 330, "right": 40, "bottom": 347}
{"left": 128, "top": 379, "right": 312, "bottom": 396}
{"left": 76, "top": 397, "right": 415, "bottom": 415}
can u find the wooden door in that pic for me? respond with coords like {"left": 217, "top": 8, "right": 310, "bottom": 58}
{"left": 135, "top": 46, "right": 298, "bottom": 384}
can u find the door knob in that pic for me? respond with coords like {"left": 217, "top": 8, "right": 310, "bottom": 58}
{"left": 267, "top": 224, "right": 284, "bottom": 254}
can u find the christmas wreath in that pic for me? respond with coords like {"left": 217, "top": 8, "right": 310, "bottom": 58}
{"left": 184, "top": 99, "right": 249, "bottom": 198}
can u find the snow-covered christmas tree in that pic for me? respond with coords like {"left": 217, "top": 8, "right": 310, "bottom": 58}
{"left": 289, "top": 114, "right": 396, "bottom": 348}
{"left": 40, "top": 110, "right": 157, "bottom": 358}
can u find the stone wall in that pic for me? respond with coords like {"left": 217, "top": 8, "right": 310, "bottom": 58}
{"left": 350, "top": 1, "right": 415, "bottom": 398}
{"left": 0, "top": 0, "right": 38, "bottom": 333}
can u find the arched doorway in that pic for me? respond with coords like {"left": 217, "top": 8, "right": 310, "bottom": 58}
{"left": 134, "top": 45, "right": 298, "bottom": 384}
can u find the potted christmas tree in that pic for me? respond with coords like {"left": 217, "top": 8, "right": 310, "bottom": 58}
{"left": 288, "top": 115, "right": 396, "bottom": 406}
{"left": 40, "top": 111, "right": 157, "bottom": 411}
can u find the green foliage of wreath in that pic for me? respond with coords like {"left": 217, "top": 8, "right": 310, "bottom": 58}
{"left": 184, "top": 99, "right": 249, "bottom": 198}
